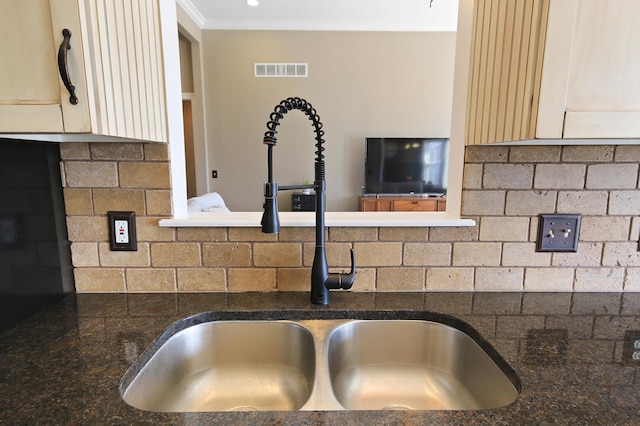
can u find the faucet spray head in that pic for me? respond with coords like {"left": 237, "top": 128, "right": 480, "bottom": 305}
{"left": 261, "top": 182, "right": 280, "bottom": 233}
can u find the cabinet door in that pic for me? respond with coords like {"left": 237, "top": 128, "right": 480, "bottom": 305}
{"left": 376, "top": 199, "right": 393, "bottom": 211}
{"left": 537, "top": 0, "right": 640, "bottom": 138}
{"left": 0, "top": 0, "right": 90, "bottom": 133}
{"left": 0, "top": 0, "right": 63, "bottom": 132}
{"left": 360, "top": 198, "right": 377, "bottom": 212}
{"left": 361, "top": 198, "right": 393, "bottom": 212}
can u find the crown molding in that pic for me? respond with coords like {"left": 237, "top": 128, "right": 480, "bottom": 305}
{"left": 199, "top": 20, "right": 456, "bottom": 32}
{"left": 176, "top": 0, "right": 206, "bottom": 28}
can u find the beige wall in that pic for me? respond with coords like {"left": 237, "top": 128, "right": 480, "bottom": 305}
{"left": 62, "top": 142, "right": 640, "bottom": 293}
{"left": 201, "top": 31, "right": 456, "bottom": 211}
{"left": 178, "top": 33, "right": 194, "bottom": 93}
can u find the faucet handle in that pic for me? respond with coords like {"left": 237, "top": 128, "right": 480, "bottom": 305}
{"left": 326, "top": 248, "right": 356, "bottom": 290}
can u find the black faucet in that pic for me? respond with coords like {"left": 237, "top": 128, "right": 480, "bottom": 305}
{"left": 260, "top": 97, "right": 355, "bottom": 305}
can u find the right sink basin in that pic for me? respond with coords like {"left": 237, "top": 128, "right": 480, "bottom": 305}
{"left": 327, "top": 320, "right": 519, "bottom": 410}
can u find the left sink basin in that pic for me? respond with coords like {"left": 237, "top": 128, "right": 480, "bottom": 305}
{"left": 121, "top": 321, "right": 316, "bottom": 412}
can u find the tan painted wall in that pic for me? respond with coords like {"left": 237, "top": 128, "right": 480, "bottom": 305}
{"left": 178, "top": 34, "right": 194, "bottom": 93}
{"left": 201, "top": 30, "right": 456, "bottom": 211}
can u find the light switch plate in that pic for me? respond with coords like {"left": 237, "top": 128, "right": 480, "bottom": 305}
{"left": 536, "top": 214, "right": 581, "bottom": 252}
{"left": 108, "top": 211, "right": 137, "bottom": 251}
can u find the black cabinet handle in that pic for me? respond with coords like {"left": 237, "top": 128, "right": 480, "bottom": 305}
{"left": 57, "top": 29, "right": 78, "bottom": 105}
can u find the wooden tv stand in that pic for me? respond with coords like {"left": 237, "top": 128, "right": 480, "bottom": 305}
{"left": 360, "top": 196, "right": 446, "bottom": 212}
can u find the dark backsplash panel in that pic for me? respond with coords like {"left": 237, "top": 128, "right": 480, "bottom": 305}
{"left": 0, "top": 138, "right": 73, "bottom": 330}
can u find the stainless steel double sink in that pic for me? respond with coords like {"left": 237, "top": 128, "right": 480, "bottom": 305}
{"left": 120, "top": 315, "right": 520, "bottom": 412}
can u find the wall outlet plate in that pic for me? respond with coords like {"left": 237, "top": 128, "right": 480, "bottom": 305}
{"left": 536, "top": 214, "right": 581, "bottom": 252}
{"left": 108, "top": 211, "right": 137, "bottom": 251}
{"left": 623, "top": 330, "right": 640, "bottom": 365}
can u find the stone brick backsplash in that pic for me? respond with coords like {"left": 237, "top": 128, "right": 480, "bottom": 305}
{"left": 61, "top": 143, "right": 640, "bottom": 293}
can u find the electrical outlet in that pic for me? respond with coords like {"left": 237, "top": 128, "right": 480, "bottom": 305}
{"left": 108, "top": 211, "right": 137, "bottom": 251}
{"left": 114, "top": 220, "right": 129, "bottom": 243}
{"left": 536, "top": 214, "right": 581, "bottom": 252}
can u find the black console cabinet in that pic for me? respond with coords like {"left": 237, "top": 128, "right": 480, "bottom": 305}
{"left": 292, "top": 193, "right": 315, "bottom": 211}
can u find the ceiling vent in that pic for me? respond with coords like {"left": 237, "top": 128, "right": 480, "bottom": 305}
{"left": 254, "top": 63, "right": 308, "bottom": 77}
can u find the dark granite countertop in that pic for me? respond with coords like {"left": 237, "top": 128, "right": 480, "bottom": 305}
{"left": 1, "top": 291, "right": 639, "bottom": 425}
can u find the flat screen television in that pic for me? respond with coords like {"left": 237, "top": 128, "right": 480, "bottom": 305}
{"left": 364, "top": 137, "right": 449, "bottom": 196}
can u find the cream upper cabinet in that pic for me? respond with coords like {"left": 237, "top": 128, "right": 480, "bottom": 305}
{"left": 465, "top": 0, "right": 640, "bottom": 145}
{"left": 0, "top": 0, "right": 169, "bottom": 142}
{"left": 536, "top": 0, "right": 640, "bottom": 139}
